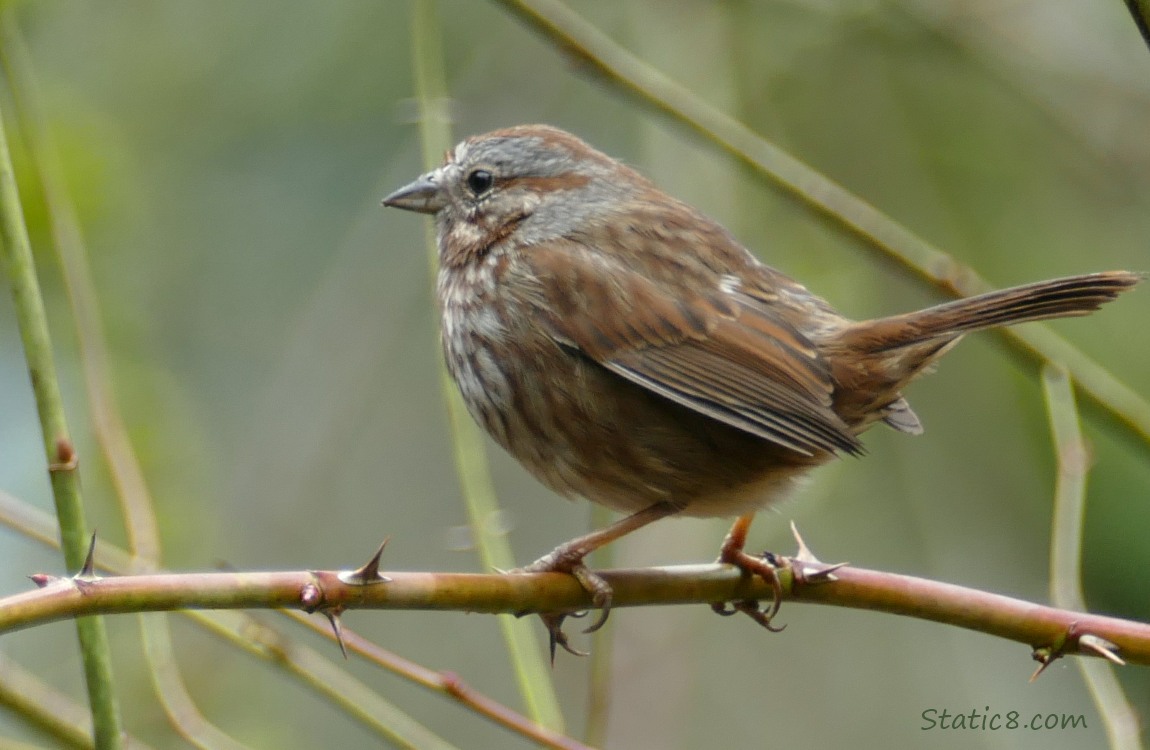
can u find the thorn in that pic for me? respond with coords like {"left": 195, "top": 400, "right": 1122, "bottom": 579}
{"left": 1078, "top": 634, "right": 1125, "bottom": 666}
{"left": 75, "top": 532, "right": 100, "bottom": 582}
{"left": 798, "top": 561, "right": 849, "bottom": 584}
{"left": 322, "top": 607, "right": 349, "bottom": 659}
{"left": 788, "top": 522, "right": 848, "bottom": 584}
{"left": 29, "top": 573, "right": 58, "bottom": 588}
{"left": 1029, "top": 647, "right": 1056, "bottom": 682}
{"left": 789, "top": 521, "right": 819, "bottom": 563}
{"left": 338, "top": 538, "right": 393, "bottom": 585}
{"left": 1030, "top": 621, "right": 1078, "bottom": 682}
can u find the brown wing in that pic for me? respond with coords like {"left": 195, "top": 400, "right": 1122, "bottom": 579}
{"left": 512, "top": 242, "right": 862, "bottom": 457}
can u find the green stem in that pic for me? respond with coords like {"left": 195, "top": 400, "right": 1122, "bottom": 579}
{"left": 0, "top": 653, "right": 103, "bottom": 750}
{"left": 1042, "top": 367, "right": 1141, "bottom": 748}
{"left": 409, "top": 0, "right": 565, "bottom": 733}
{"left": 0, "top": 79, "right": 124, "bottom": 748}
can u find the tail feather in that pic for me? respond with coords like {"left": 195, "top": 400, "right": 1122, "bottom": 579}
{"left": 829, "top": 270, "right": 1140, "bottom": 433}
{"left": 845, "top": 271, "right": 1142, "bottom": 353}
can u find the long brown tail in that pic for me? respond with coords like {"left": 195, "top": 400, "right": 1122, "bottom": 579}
{"left": 844, "top": 271, "right": 1142, "bottom": 353}
{"left": 830, "top": 270, "right": 1140, "bottom": 434}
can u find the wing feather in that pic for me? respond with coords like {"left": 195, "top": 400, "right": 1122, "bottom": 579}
{"left": 513, "top": 240, "right": 862, "bottom": 456}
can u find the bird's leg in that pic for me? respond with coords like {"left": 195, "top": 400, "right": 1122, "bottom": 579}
{"left": 712, "top": 513, "right": 785, "bottom": 629}
{"left": 518, "top": 500, "right": 678, "bottom": 656}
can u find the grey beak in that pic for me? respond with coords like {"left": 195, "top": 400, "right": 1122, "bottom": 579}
{"left": 382, "top": 174, "right": 446, "bottom": 215}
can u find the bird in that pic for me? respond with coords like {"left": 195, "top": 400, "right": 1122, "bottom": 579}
{"left": 383, "top": 123, "right": 1140, "bottom": 653}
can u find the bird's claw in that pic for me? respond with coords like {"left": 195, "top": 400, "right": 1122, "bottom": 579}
{"left": 541, "top": 613, "right": 591, "bottom": 664}
{"left": 513, "top": 553, "right": 613, "bottom": 660}
{"left": 715, "top": 546, "right": 785, "bottom": 627}
{"left": 568, "top": 563, "right": 612, "bottom": 633}
{"left": 716, "top": 598, "right": 787, "bottom": 632}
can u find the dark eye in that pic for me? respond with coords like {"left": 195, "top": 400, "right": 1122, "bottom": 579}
{"left": 465, "top": 169, "right": 494, "bottom": 196}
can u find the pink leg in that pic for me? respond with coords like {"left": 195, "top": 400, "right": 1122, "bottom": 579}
{"left": 521, "top": 501, "right": 679, "bottom": 659}
{"left": 714, "top": 513, "right": 785, "bottom": 629}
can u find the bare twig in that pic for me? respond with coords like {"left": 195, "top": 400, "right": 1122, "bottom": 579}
{"left": 0, "top": 492, "right": 591, "bottom": 750}
{"left": 282, "top": 611, "right": 594, "bottom": 750}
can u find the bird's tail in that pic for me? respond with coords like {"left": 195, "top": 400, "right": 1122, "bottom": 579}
{"left": 841, "top": 271, "right": 1142, "bottom": 353}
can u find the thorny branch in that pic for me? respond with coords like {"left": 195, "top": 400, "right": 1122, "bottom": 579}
{"left": 2, "top": 542, "right": 1145, "bottom": 673}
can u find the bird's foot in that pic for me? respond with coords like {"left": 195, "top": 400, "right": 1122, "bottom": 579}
{"left": 513, "top": 544, "right": 613, "bottom": 663}
{"left": 712, "top": 546, "right": 786, "bottom": 632}
{"left": 712, "top": 517, "right": 847, "bottom": 631}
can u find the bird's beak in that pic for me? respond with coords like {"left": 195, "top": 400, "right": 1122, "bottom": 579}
{"left": 382, "top": 173, "right": 447, "bottom": 215}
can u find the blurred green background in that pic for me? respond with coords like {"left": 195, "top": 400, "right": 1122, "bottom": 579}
{"left": 1, "top": 1, "right": 1149, "bottom": 748}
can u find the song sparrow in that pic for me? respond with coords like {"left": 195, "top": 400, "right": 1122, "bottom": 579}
{"left": 384, "top": 124, "right": 1139, "bottom": 650}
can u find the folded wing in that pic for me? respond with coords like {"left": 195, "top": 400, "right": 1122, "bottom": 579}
{"left": 515, "top": 243, "right": 862, "bottom": 457}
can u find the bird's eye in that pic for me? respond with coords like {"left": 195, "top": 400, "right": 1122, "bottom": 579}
{"left": 465, "top": 169, "right": 494, "bottom": 196}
